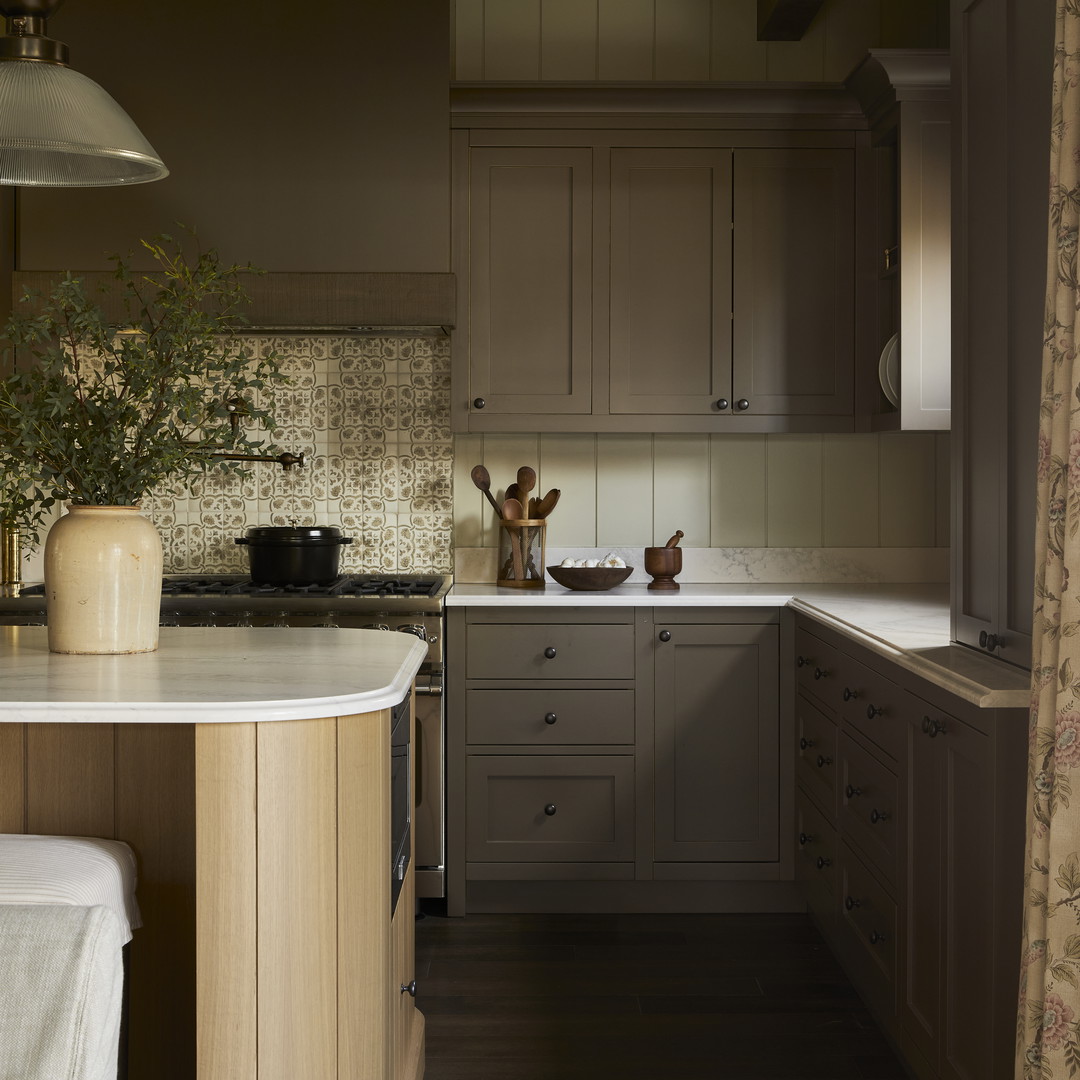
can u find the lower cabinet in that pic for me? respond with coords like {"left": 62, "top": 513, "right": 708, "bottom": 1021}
{"left": 447, "top": 605, "right": 790, "bottom": 914}
{"left": 793, "top": 614, "right": 1026, "bottom": 1080}
{"left": 652, "top": 620, "right": 779, "bottom": 864}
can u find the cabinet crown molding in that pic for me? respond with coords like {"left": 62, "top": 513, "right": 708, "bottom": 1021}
{"left": 451, "top": 83, "right": 867, "bottom": 130}
{"left": 845, "top": 49, "right": 950, "bottom": 129}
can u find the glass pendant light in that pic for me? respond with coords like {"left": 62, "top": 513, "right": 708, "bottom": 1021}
{"left": 0, "top": 0, "right": 167, "bottom": 187}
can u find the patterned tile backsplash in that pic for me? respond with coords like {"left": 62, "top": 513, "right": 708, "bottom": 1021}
{"left": 142, "top": 334, "right": 454, "bottom": 575}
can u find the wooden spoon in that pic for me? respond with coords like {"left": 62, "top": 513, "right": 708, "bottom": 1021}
{"left": 532, "top": 488, "right": 561, "bottom": 518}
{"left": 516, "top": 466, "right": 536, "bottom": 512}
{"left": 470, "top": 464, "right": 503, "bottom": 519}
{"left": 501, "top": 497, "right": 526, "bottom": 580}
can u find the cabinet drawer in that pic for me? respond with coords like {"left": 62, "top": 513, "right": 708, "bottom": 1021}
{"left": 795, "top": 694, "right": 838, "bottom": 818}
{"left": 835, "top": 657, "right": 905, "bottom": 763}
{"left": 839, "top": 733, "right": 900, "bottom": 889}
{"left": 467, "top": 689, "right": 634, "bottom": 745}
{"left": 795, "top": 787, "right": 837, "bottom": 922}
{"left": 840, "top": 842, "right": 898, "bottom": 1001}
{"left": 466, "top": 755, "right": 634, "bottom": 862}
{"left": 794, "top": 627, "right": 841, "bottom": 706}
{"left": 466, "top": 623, "right": 635, "bottom": 681}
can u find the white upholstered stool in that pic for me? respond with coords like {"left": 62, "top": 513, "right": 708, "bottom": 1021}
{"left": 0, "top": 835, "right": 141, "bottom": 1080}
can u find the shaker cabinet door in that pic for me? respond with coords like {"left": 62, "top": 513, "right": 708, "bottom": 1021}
{"left": 733, "top": 148, "right": 855, "bottom": 418}
{"left": 464, "top": 145, "right": 594, "bottom": 418}
{"left": 608, "top": 148, "right": 733, "bottom": 415}
{"left": 652, "top": 622, "right": 779, "bottom": 863}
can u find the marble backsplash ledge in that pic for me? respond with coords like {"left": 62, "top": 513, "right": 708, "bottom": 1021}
{"left": 454, "top": 546, "right": 950, "bottom": 585}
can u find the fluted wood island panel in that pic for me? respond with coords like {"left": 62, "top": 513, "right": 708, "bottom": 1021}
{"left": 0, "top": 627, "right": 426, "bottom": 1080}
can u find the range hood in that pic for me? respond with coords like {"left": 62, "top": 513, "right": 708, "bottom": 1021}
{"left": 10, "top": 270, "right": 456, "bottom": 333}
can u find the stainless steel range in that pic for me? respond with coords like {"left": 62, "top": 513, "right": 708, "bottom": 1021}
{"left": 0, "top": 573, "right": 451, "bottom": 900}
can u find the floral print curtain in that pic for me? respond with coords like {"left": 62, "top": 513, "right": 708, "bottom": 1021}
{"left": 1019, "top": 2, "right": 1080, "bottom": 1073}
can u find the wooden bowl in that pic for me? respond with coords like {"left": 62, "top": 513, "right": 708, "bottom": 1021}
{"left": 546, "top": 565, "right": 633, "bottom": 591}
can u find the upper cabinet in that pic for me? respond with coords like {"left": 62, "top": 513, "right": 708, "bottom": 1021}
{"left": 950, "top": 0, "right": 1054, "bottom": 669}
{"left": 451, "top": 89, "right": 869, "bottom": 434}
{"left": 847, "top": 50, "right": 952, "bottom": 432}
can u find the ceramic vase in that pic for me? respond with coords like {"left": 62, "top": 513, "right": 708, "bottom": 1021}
{"left": 44, "top": 504, "right": 163, "bottom": 654}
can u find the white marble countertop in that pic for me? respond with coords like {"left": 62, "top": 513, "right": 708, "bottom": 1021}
{"left": 448, "top": 582, "right": 1031, "bottom": 709}
{"left": 0, "top": 626, "right": 426, "bottom": 724}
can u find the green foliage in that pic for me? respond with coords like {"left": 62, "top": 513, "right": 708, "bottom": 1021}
{"left": 0, "top": 233, "right": 286, "bottom": 545}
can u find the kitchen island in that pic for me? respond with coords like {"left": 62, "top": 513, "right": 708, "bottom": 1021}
{"left": 0, "top": 626, "right": 426, "bottom": 1080}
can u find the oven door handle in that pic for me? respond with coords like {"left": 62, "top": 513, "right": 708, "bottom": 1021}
{"left": 414, "top": 676, "right": 443, "bottom": 697}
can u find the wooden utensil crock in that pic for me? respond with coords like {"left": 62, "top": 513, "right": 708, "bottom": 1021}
{"left": 644, "top": 545, "right": 682, "bottom": 590}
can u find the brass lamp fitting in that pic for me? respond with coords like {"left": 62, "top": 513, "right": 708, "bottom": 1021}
{"left": 0, "top": 518, "right": 21, "bottom": 593}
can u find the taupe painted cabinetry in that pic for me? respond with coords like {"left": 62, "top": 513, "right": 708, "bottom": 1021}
{"left": 652, "top": 617, "right": 779, "bottom": 865}
{"left": 793, "top": 614, "right": 1025, "bottom": 1080}
{"left": 446, "top": 606, "right": 794, "bottom": 915}
{"left": 950, "top": 0, "right": 1054, "bottom": 667}
{"left": 452, "top": 124, "right": 861, "bottom": 433}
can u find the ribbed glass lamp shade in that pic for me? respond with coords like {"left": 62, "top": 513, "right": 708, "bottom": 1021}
{"left": 0, "top": 59, "right": 167, "bottom": 186}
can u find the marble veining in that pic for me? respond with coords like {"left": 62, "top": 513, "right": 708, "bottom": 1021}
{"left": 0, "top": 627, "right": 425, "bottom": 724}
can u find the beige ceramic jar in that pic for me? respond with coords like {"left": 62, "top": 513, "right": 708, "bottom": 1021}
{"left": 44, "top": 505, "right": 163, "bottom": 654}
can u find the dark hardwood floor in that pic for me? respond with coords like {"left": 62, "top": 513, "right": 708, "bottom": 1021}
{"left": 415, "top": 911, "right": 910, "bottom": 1080}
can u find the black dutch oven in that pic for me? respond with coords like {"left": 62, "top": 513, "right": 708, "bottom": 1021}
{"left": 235, "top": 525, "right": 354, "bottom": 586}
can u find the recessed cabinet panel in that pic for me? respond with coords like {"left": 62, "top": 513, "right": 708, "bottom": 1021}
{"left": 467, "top": 146, "right": 593, "bottom": 415}
{"left": 467, "top": 689, "right": 635, "bottom": 745}
{"left": 466, "top": 623, "right": 635, "bottom": 681}
{"left": 609, "top": 149, "right": 733, "bottom": 413}
{"left": 466, "top": 755, "right": 634, "bottom": 862}
{"left": 795, "top": 695, "right": 838, "bottom": 818}
{"left": 733, "top": 149, "right": 855, "bottom": 415}
{"left": 653, "top": 623, "right": 779, "bottom": 862}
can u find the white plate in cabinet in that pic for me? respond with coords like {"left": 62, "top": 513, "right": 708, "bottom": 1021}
{"left": 466, "top": 689, "right": 635, "bottom": 745}
{"left": 465, "top": 755, "right": 635, "bottom": 862}
{"left": 466, "top": 623, "right": 635, "bottom": 681}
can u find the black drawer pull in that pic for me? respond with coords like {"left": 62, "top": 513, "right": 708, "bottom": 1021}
{"left": 799, "top": 737, "right": 814, "bottom": 751}
{"left": 866, "top": 704, "right": 883, "bottom": 719}
{"left": 870, "top": 808, "right": 890, "bottom": 825}
{"left": 544, "top": 804, "right": 557, "bottom": 816}
{"left": 658, "top": 630, "right": 671, "bottom": 642}
{"left": 798, "top": 832, "right": 813, "bottom": 846}
{"left": 843, "top": 687, "right": 858, "bottom": 702}
{"left": 921, "top": 715, "right": 932, "bottom": 734}
{"left": 401, "top": 980, "right": 417, "bottom": 997}
{"left": 816, "top": 856, "right": 831, "bottom": 870}
{"left": 845, "top": 895, "right": 861, "bottom": 911}
{"left": 869, "top": 931, "right": 885, "bottom": 946}
{"left": 814, "top": 667, "right": 829, "bottom": 680}
{"left": 715, "top": 397, "right": 729, "bottom": 411}
{"left": 735, "top": 398, "right": 750, "bottom": 411}
{"left": 845, "top": 784, "right": 862, "bottom": 799}
{"left": 544, "top": 712, "right": 558, "bottom": 725}
{"left": 923, "top": 716, "right": 946, "bottom": 738}
{"left": 473, "top": 397, "right": 486, "bottom": 409}
{"left": 979, "top": 630, "right": 1001, "bottom": 651}
{"left": 817, "top": 754, "right": 832, "bottom": 768}
{"left": 797, "top": 655, "right": 812, "bottom": 668}
{"left": 544, "top": 647, "right": 557, "bottom": 659}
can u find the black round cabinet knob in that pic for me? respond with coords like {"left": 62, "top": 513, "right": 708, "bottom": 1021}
{"left": 544, "top": 804, "right": 557, "bottom": 816}
{"left": 544, "top": 712, "right": 558, "bottom": 725}
{"left": 544, "top": 647, "right": 557, "bottom": 659}
{"left": 473, "top": 397, "right": 486, "bottom": 409}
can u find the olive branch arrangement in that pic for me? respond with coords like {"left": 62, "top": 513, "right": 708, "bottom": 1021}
{"left": 0, "top": 232, "right": 289, "bottom": 546}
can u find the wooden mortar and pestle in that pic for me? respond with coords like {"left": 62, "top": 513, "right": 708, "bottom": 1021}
{"left": 645, "top": 531, "right": 683, "bottom": 590}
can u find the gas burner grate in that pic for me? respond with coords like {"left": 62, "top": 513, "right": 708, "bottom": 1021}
{"left": 160, "top": 575, "right": 443, "bottom": 599}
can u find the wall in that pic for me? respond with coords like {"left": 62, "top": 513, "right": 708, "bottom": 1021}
{"left": 452, "top": 429, "right": 950, "bottom": 582}
{"left": 145, "top": 334, "right": 454, "bottom": 576}
{"left": 453, "top": 0, "right": 948, "bottom": 83}
{"left": 14, "top": 0, "right": 451, "bottom": 273}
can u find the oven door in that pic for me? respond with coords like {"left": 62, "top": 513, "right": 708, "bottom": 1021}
{"left": 412, "top": 669, "right": 444, "bottom": 898}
